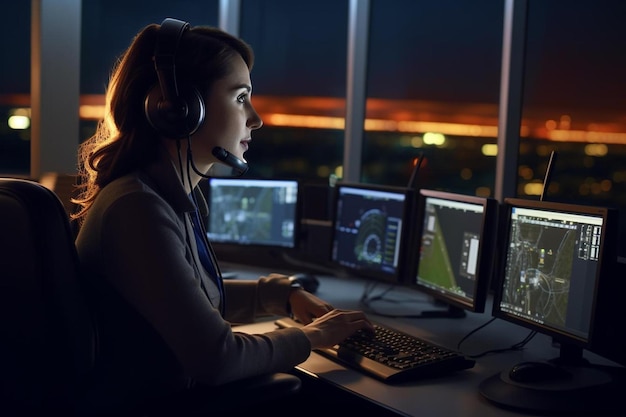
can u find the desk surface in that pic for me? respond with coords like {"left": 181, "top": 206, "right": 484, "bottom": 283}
{"left": 226, "top": 263, "right": 625, "bottom": 417}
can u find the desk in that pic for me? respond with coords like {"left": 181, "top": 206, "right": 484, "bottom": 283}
{"left": 226, "top": 263, "right": 625, "bottom": 417}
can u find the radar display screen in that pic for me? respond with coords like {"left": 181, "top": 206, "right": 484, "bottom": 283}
{"left": 331, "top": 184, "right": 409, "bottom": 281}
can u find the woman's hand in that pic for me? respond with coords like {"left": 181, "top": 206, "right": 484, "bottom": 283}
{"left": 299, "top": 309, "right": 374, "bottom": 349}
{"left": 288, "top": 289, "right": 373, "bottom": 349}
{"left": 288, "top": 287, "right": 334, "bottom": 324}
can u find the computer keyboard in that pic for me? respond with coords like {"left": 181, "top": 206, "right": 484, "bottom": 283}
{"left": 275, "top": 317, "right": 475, "bottom": 383}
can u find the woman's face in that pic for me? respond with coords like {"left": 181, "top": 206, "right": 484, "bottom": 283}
{"left": 191, "top": 54, "right": 263, "bottom": 170}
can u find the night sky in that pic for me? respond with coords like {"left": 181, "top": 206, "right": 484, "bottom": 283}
{"left": 2, "top": 0, "right": 625, "bottom": 115}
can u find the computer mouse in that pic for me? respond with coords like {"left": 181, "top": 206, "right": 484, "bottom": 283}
{"left": 288, "top": 273, "right": 320, "bottom": 293}
{"left": 508, "top": 361, "right": 572, "bottom": 383}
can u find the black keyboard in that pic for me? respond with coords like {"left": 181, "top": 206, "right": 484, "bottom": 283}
{"left": 275, "top": 317, "right": 475, "bottom": 383}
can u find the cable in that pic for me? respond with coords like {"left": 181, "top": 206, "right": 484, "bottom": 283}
{"left": 456, "top": 317, "right": 497, "bottom": 351}
{"left": 455, "top": 316, "right": 538, "bottom": 358}
{"left": 360, "top": 281, "right": 394, "bottom": 305}
{"left": 358, "top": 282, "right": 449, "bottom": 318}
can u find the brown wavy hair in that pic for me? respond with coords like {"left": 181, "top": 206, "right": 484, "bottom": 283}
{"left": 71, "top": 21, "right": 253, "bottom": 224}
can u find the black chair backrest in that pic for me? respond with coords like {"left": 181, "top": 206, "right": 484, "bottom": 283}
{"left": 0, "top": 178, "right": 97, "bottom": 414}
{"left": 0, "top": 177, "right": 302, "bottom": 416}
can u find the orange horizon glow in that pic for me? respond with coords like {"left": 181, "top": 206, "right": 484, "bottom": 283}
{"left": 3, "top": 94, "right": 626, "bottom": 144}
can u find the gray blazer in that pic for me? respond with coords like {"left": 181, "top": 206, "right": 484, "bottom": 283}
{"left": 75, "top": 147, "right": 309, "bottom": 410}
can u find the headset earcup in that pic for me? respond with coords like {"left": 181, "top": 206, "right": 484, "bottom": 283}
{"left": 144, "top": 84, "right": 205, "bottom": 139}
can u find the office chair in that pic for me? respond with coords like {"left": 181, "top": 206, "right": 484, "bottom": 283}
{"left": 0, "top": 177, "right": 97, "bottom": 415}
{"left": 0, "top": 178, "right": 301, "bottom": 416}
{"left": 39, "top": 171, "right": 82, "bottom": 237}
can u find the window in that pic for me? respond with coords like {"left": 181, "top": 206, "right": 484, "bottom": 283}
{"left": 239, "top": 0, "right": 349, "bottom": 182}
{"left": 0, "top": 1, "right": 31, "bottom": 175}
{"left": 520, "top": 0, "right": 626, "bottom": 253}
{"left": 365, "top": 0, "right": 503, "bottom": 194}
{"left": 3, "top": 1, "right": 626, "bottom": 255}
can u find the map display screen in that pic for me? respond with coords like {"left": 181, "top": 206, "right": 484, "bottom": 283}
{"left": 498, "top": 205, "right": 604, "bottom": 340}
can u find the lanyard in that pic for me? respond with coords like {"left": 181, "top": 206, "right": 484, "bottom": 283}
{"left": 189, "top": 209, "right": 225, "bottom": 315}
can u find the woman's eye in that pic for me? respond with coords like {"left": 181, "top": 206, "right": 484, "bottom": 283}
{"left": 237, "top": 93, "right": 248, "bottom": 103}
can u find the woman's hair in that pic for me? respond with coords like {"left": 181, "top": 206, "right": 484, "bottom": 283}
{"left": 71, "top": 22, "right": 254, "bottom": 223}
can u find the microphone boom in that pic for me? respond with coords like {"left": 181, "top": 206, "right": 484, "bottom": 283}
{"left": 212, "top": 146, "right": 249, "bottom": 176}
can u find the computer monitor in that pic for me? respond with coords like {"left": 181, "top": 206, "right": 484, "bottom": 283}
{"left": 206, "top": 177, "right": 300, "bottom": 249}
{"left": 405, "top": 189, "right": 498, "bottom": 318}
{"left": 330, "top": 182, "right": 413, "bottom": 283}
{"left": 479, "top": 198, "right": 625, "bottom": 415}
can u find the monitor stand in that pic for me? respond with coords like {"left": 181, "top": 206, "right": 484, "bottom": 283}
{"left": 416, "top": 304, "right": 466, "bottom": 318}
{"left": 478, "top": 346, "right": 626, "bottom": 415}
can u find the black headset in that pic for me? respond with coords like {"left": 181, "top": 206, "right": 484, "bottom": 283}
{"left": 144, "top": 18, "right": 206, "bottom": 139}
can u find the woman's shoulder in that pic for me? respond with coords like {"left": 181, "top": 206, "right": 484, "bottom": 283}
{"left": 108, "top": 172, "right": 152, "bottom": 192}
{"left": 88, "top": 170, "right": 191, "bottom": 227}
{"left": 89, "top": 174, "right": 168, "bottom": 217}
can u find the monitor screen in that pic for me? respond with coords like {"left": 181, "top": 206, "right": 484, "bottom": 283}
{"left": 406, "top": 189, "right": 498, "bottom": 317}
{"left": 330, "top": 183, "right": 412, "bottom": 283}
{"left": 493, "top": 199, "right": 613, "bottom": 346}
{"left": 480, "top": 198, "right": 624, "bottom": 415}
{"left": 206, "top": 178, "right": 300, "bottom": 248}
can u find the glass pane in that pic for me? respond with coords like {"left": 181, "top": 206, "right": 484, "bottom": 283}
{"left": 0, "top": 2, "right": 31, "bottom": 175}
{"left": 521, "top": 0, "right": 626, "bottom": 255}
{"left": 365, "top": 0, "right": 504, "bottom": 196}
{"left": 240, "top": 0, "right": 348, "bottom": 182}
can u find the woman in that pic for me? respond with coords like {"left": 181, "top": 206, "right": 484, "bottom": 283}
{"left": 72, "top": 18, "right": 372, "bottom": 413}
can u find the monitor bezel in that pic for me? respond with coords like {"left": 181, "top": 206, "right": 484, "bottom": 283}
{"left": 205, "top": 177, "right": 302, "bottom": 250}
{"left": 405, "top": 189, "right": 498, "bottom": 314}
{"left": 491, "top": 197, "right": 618, "bottom": 350}
{"left": 329, "top": 182, "right": 414, "bottom": 284}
